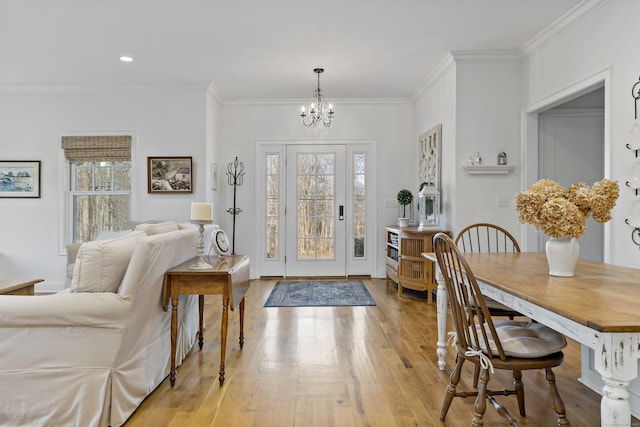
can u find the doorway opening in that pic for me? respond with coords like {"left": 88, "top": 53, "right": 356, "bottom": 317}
{"left": 522, "top": 70, "right": 610, "bottom": 261}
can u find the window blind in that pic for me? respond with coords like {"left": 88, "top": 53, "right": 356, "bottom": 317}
{"left": 61, "top": 135, "right": 131, "bottom": 162}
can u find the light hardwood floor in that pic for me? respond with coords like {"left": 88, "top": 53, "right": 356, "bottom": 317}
{"left": 124, "top": 278, "right": 640, "bottom": 426}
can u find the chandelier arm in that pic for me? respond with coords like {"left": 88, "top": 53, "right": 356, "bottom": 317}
{"left": 299, "top": 67, "right": 333, "bottom": 128}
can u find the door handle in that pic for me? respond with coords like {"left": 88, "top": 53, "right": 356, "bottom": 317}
{"left": 339, "top": 205, "right": 344, "bottom": 221}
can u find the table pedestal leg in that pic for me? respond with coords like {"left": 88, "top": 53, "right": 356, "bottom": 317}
{"left": 595, "top": 333, "right": 640, "bottom": 427}
{"left": 601, "top": 377, "right": 630, "bottom": 427}
{"left": 218, "top": 296, "right": 229, "bottom": 386}
{"left": 198, "top": 295, "right": 204, "bottom": 350}
{"left": 170, "top": 294, "right": 179, "bottom": 387}
{"left": 239, "top": 297, "right": 245, "bottom": 349}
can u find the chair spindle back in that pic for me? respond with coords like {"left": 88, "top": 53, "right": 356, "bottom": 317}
{"left": 455, "top": 223, "right": 520, "bottom": 253}
{"left": 433, "top": 232, "right": 507, "bottom": 362}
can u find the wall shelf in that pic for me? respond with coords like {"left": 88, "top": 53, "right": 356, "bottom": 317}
{"left": 463, "top": 165, "right": 514, "bottom": 175}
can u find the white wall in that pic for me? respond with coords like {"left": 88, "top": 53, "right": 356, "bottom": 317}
{"left": 413, "top": 53, "right": 522, "bottom": 238}
{"left": 521, "top": 0, "right": 639, "bottom": 268}
{"left": 0, "top": 85, "right": 208, "bottom": 291}
{"left": 413, "top": 57, "right": 457, "bottom": 232}
{"left": 216, "top": 100, "right": 414, "bottom": 278}
{"left": 454, "top": 54, "right": 522, "bottom": 237}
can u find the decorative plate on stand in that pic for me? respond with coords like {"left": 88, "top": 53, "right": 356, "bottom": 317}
{"left": 627, "top": 159, "right": 640, "bottom": 188}
{"left": 626, "top": 199, "right": 640, "bottom": 228}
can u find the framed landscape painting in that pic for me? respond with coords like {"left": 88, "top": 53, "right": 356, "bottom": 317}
{"left": 0, "top": 161, "right": 41, "bottom": 198}
{"left": 147, "top": 156, "right": 193, "bottom": 194}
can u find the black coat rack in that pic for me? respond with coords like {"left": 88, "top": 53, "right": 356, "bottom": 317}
{"left": 226, "top": 156, "right": 245, "bottom": 254}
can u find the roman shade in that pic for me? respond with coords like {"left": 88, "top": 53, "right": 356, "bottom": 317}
{"left": 61, "top": 135, "right": 131, "bottom": 162}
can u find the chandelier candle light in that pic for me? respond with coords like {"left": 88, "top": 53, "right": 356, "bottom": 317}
{"left": 190, "top": 202, "right": 214, "bottom": 270}
{"left": 300, "top": 68, "right": 334, "bottom": 128}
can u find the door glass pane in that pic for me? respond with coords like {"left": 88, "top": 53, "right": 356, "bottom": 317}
{"left": 353, "top": 153, "right": 366, "bottom": 258}
{"left": 296, "top": 152, "right": 336, "bottom": 260}
{"left": 265, "top": 154, "right": 279, "bottom": 259}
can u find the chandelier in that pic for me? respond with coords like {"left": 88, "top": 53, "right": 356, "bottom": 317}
{"left": 300, "top": 68, "right": 334, "bottom": 128}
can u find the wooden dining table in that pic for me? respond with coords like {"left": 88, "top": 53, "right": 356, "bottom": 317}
{"left": 423, "top": 251, "right": 640, "bottom": 427}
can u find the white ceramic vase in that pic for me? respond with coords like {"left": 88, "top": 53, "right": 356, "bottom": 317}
{"left": 545, "top": 237, "right": 580, "bottom": 277}
{"left": 397, "top": 217, "right": 409, "bottom": 228}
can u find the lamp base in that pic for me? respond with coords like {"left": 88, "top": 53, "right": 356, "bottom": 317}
{"left": 189, "top": 221, "right": 214, "bottom": 270}
{"left": 189, "top": 257, "right": 213, "bottom": 270}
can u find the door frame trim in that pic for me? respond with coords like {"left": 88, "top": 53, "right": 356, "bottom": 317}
{"left": 254, "top": 139, "right": 377, "bottom": 278}
{"left": 520, "top": 67, "right": 611, "bottom": 261}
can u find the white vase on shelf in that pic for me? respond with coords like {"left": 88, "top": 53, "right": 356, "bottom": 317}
{"left": 545, "top": 237, "right": 580, "bottom": 277}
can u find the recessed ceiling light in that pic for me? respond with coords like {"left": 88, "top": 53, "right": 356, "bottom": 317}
{"left": 119, "top": 56, "right": 133, "bottom": 62}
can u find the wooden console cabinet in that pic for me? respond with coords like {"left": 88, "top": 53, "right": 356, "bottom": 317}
{"left": 385, "top": 226, "right": 448, "bottom": 303}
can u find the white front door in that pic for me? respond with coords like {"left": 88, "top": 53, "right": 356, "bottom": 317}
{"left": 285, "top": 144, "right": 346, "bottom": 276}
{"left": 256, "top": 141, "right": 375, "bottom": 278}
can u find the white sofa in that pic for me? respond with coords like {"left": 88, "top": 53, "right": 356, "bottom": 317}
{"left": 0, "top": 225, "right": 200, "bottom": 427}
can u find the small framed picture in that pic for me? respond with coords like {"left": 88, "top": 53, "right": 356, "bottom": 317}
{"left": 211, "top": 162, "right": 218, "bottom": 190}
{"left": 147, "top": 157, "right": 193, "bottom": 194}
{"left": 0, "top": 161, "right": 41, "bottom": 198}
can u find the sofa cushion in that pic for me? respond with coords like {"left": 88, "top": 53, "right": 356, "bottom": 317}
{"left": 95, "top": 229, "right": 133, "bottom": 240}
{"left": 134, "top": 221, "right": 179, "bottom": 235}
{"left": 70, "top": 230, "right": 147, "bottom": 293}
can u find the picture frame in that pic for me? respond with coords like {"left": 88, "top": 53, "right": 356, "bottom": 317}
{"left": 211, "top": 162, "right": 218, "bottom": 190}
{"left": 147, "top": 156, "right": 193, "bottom": 194}
{"left": 419, "top": 124, "right": 442, "bottom": 191}
{"left": 0, "top": 161, "right": 41, "bottom": 198}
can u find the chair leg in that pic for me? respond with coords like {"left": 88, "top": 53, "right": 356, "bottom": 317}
{"left": 545, "top": 368, "right": 570, "bottom": 426}
{"left": 513, "top": 369, "right": 525, "bottom": 417}
{"left": 472, "top": 366, "right": 490, "bottom": 427}
{"left": 472, "top": 364, "right": 480, "bottom": 388}
{"left": 440, "top": 354, "right": 464, "bottom": 421}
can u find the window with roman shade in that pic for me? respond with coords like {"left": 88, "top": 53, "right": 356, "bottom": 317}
{"left": 62, "top": 135, "right": 132, "bottom": 243}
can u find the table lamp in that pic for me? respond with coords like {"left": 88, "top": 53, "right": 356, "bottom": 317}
{"left": 190, "top": 202, "right": 214, "bottom": 270}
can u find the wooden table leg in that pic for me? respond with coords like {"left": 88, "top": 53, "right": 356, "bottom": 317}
{"left": 239, "top": 297, "right": 245, "bottom": 349}
{"left": 218, "top": 295, "right": 229, "bottom": 386}
{"left": 198, "top": 294, "right": 204, "bottom": 350}
{"left": 170, "top": 293, "right": 179, "bottom": 387}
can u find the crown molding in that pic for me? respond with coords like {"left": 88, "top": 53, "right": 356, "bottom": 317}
{"left": 411, "top": 52, "right": 456, "bottom": 101}
{"left": 411, "top": 50, "right": 519, "bottom": 100}
{"left": 222, "top": 97, "right": 412, "bottom": 106}
{"left": 0, "top": 81, "right": 211, "bottom": 94}
{"left": 450, "top": 50, "right": 520, "bottom": 62}
{"left": 207, "top": 83, "right": 225, "bottom": 103}
{"left": 411, "top": 0, "right": 608, "bottom": 100}
{"left": 520, "top": 0, "right": 609, "bottom": 56}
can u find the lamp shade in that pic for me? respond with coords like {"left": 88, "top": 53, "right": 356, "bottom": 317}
{"left": 190, "top": 202, "right": 213, "bottom": 222}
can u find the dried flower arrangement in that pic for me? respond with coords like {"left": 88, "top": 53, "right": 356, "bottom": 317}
{"left": 514, "top": 178, "right": 619, "bottom": 238}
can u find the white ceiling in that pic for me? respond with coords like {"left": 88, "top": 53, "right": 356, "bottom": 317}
{"left": 0, "top": 0, "right": 584, "bottom": 100}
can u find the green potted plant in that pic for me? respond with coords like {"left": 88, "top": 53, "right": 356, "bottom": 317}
{"left": 396, "top": 188, "right": 413, "bottom": 227}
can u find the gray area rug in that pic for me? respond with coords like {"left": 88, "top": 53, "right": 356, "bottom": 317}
{"left": 264, "top": 280, "right": 376, "bottom": 307}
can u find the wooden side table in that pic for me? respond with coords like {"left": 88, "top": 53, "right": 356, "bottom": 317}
{"left": 0, "top": 279, "right": 43, "bottom": 295}
{"left": 163, "top": 254, "right": 250, "bottom": 387}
